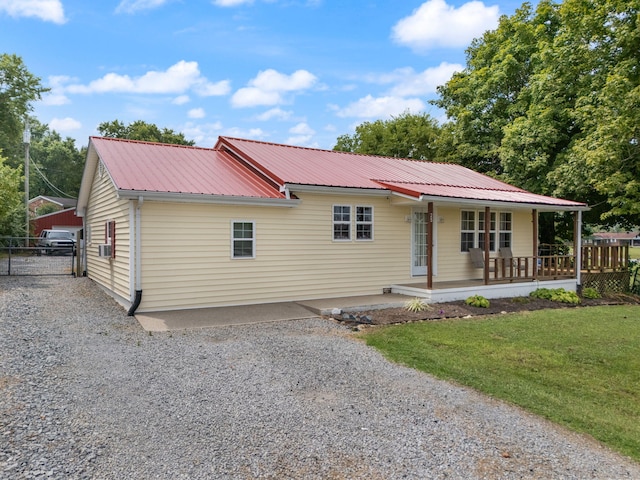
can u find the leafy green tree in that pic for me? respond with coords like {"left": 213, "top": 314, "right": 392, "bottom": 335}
{"left": 434, "top": 2, "right": 554, "bottom": 174}
{"left": 334, "top": 112, "right": 441, "bottom": 160}
{"left": 0, "top": 54, "right": 49, "bottom": 166}
{"left": 28, "top": 119, "right": 85, "bottom": 198}
{"left": 98, "top": 119, "right": 195, "bottom": 145}
{"left": 0, "top": 152, "right": 24, "bottom": 237}
{"left": 434, "top": 0, "right": 640, "bottom": 227}
{"left": 547, "top": 0, "right": 640, "bottom": 223}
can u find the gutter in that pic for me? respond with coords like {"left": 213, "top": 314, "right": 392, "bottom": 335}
{"left": 127, "top": 195, "right": 143, "bottom": 316}
{"left": 116, "top": 190, "right": 299, "bottom": 207}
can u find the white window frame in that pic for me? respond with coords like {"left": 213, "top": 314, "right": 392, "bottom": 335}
{"left": 461, "top": 209, "right": 509, "bottom": 253}
{"left": 478, "top": 211, "right": 497, "bottom": 252}
{"left": 231, "top": 220, "right": 256, "bottom": 259}
{"left": 332, "top": 205, "right": 351, "bottom": 241}
{"left": 355, "top": 205, "right": 374, "bottom": 241}
{"left": 460, "top": 210, "right": 475, "bottom": 252}
{"left": 499, "top": 212, "right": 513, "bottom": 248}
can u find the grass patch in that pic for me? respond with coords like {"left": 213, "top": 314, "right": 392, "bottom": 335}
{"left": 630, "top": 247, "right": 640, "bottom": 260}
{"left": 361, "top": 305, "right": 640, "bottom": 462}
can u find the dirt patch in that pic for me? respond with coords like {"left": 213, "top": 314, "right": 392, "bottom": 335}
{"left": 330, "top": 293, "right": 640, "bottom": 326}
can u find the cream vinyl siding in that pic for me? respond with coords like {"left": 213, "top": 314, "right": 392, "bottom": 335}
{"left": 85, "top": 162, "right": 131, "bottom": 305}
{"left": 434, "top": 206, "right": 534, "bottom": 282}
{"left": 136, "top": 193, "right": 414, "bottom": 312}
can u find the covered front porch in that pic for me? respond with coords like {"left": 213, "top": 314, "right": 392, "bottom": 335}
{"left": 392, "top": 244, "right": 631, "bottom": 303}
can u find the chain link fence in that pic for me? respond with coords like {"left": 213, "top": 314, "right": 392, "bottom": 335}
{"left": 0, "top": 237, "right": 77, "bottom": 276}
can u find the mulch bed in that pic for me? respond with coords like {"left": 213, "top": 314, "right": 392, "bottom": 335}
{"left": 329, "top": 293, "right": 640, "bottom": 327}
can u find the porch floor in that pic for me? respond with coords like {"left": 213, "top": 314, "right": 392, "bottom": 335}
{"left": 391, "top": 276, "right": 577, "bottom": 303}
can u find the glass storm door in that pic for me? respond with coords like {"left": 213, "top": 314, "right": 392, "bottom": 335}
{"left": 412, "top": 210, "right": 428, "bottom": 276}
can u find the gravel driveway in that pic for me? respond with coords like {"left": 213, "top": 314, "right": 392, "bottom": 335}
{"left": 1, "top": 276, "right": 638, "bottom": 479}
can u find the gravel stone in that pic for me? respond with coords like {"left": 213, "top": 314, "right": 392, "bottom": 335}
{"left": 1, "top": 276, "right": 639, "bottom": 479}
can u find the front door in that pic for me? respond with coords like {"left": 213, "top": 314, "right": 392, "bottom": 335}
{"left": 412, "top": 209, "right": 428, "bottom": 276}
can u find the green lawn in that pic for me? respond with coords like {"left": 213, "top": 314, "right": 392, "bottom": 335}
{"left": 631, "top": 246, "right": 640, "bottom": 260}
{"left": 361, "top": 305, "right": 640, "bottom": 462}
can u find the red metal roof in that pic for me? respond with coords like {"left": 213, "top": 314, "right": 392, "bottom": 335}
{"left": 217, "top": 137, "right": 587, "bottom": 208}
{"left": 90, "top": 137, "right": 284, "bottom": 199}
{"left": 87, "top": 135, "right": 587, "bottom": 209}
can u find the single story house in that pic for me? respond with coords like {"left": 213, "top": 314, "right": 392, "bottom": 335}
{"left": 586, "top": 231, "right": 640, "bottom": 247}
{"left": 76, "top": 136, "right": 588, "bottom": 315}
{"left": 29, "top": 195, "right": 77, "bottom": 215}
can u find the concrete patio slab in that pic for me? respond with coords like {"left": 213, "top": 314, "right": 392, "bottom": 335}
{"left": 135, "top": 293, "right": 413, "bottom": 331}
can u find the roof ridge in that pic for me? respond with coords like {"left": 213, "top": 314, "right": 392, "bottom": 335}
{"left": 219, "top": 136, "right": 459, "bottom": 166}
{"left": 374, "top": 179, "right": 528, "bottom": 192}
{"left": 90, "top": 136, "right": 214, "bottom": 152}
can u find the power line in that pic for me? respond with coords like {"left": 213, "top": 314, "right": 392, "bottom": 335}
{"left": 29, "top": 155, "right": 74, "bottom": 198}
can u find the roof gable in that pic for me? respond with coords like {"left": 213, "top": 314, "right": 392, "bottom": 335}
{"left": 88, "top": 136, "right": 286, "bottom": 200}
{"left": 216, "top": 136, "right": 587, "bottom": 209}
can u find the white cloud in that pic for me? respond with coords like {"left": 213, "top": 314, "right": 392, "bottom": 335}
{"left": 392, "top": 0, "right": 500, "bottom": 51}
{"left": 286, "top": 135, "right": 315, "bottom": 146}
{"left": 194, "top": 79, "right": 231, "bottom": 96}
{"left": 115, "top": 0, "right": 169, "bottom": 14}
{"left": 64, "top": 61, "right": 230, "bottom": 97}
{"left": 231, "top": 88, "right": 282, "bottom": 108}
{"left": 188, "top": 108, "right": 206, "bottom": 119}
{"left": 255, "top": 108, "right": 293, "bottom": 121}
{"left": 212, "top": 0, "right": 253, "bottom": 6}
{"left": 49, "top": 117, "right": 82, "bottom": 132}
{"left": 360, "top": 63, "right": 463, "bottom": 96}
{"left": 289, "top": 122, "right": 315, "bottom": 136}
{"left": 41, "top": 75, "right": 74, "bottom": 106}
{"left": 222, "top": 127, "right": 267, "bottom": 140}
{"left": 336, "top": 95, "right": 426, "bottom": 119}
{"left": 172, "top": 95, "right": 190, "bottom": 105}
{"left": 251, "top": 69, "right": 317, "bottom": 92}
{"left": 0, "top": 0, "right": 66, "bottom": 24}
{"left": 231, "top": 69, "right": 317, "bottom": 108}
{"left": 41, "top": 92, "right": 69, "bottom": 106}
{"left": 285, "top": 122, "right": 320, "bottom": 146}
{"left": 180, "top": 122, "right": 267, "bottom": 146}
{"left": 387, "top": 63, "right": 463, "bottom": 96}
{"left": 181, "top": 121, "right": 224, "bottom": 147}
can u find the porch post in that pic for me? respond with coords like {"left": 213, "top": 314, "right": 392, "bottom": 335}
{"left": 532, "top": 209, "right": 538, "bottom": 280}
{"left": 484, "top": 206, "right": 490, "bottom": 284}
{"left": 427, "top": 202, "right": 434, "bottom": 289}
{"left": 574, "top": 210, "right": 582, "bottom": 286}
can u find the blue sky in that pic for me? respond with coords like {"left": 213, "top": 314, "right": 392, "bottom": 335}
{"left": 1, "top": 0, "right": 524, "bottom": 149}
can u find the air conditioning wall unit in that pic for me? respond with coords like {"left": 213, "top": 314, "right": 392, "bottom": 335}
{"left": 98, "top": 244, "right": 112, "bottom": 257}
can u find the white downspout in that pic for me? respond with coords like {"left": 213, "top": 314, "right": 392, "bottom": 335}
{"left": 576, "top": 210, "right": 582, "bottom": 287}
{"left": 136, "top": 196, "right": 143, "bottom": 291}
{"left": 127, "top": 196, "right": 143, "bottom": 316}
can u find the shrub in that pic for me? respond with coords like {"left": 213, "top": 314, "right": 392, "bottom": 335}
{"left": 581, "top": 287, "right": 601, "bottom": 299}
{"left": 465, "top": 295, "right": 490, "bottom": 308}
{"left": 530, "top": 288, "right": 580, "bottom": 304}
{"left": 404, "top": 297, "right": 430, "bottom": 312}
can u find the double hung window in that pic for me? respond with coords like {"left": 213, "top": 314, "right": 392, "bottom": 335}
{"left": 460, "top": 210, "right": 511, "bottom": 252}
{"left": 356, "top": 206, "right": 373, "bottom": 240}
{"left": 333, "top": 205, "right": 374, "bottom": 241}
{"left": 499, "top": 212, "right": 512, "bottom": 248}
{"left": 232, "top": 221, "right": 255, "bottom": 259}
{"left": 333, "top": 205, "right": 351, "bottom": 241}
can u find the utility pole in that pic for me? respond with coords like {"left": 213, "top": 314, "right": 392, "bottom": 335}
{"left": 23, "top": 121, "right": 30, "bottom": 247}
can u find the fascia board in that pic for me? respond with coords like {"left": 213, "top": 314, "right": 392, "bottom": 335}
{"left": 285, "top": 183, "right": 390, "bottom": 197}
{"left": 391, "top": 192, "right": 589, "bottom": 212}
{"left": 116, "top": 190, "right": 300, "bottom": 207}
